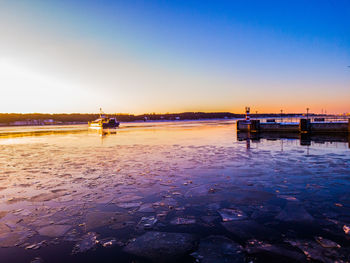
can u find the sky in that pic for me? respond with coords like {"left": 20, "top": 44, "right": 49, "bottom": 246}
{"left": 0, "top": 0, "right": 349, "bottom": 114}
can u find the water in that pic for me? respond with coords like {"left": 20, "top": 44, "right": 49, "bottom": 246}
{"left": 0, "top": 120, "right": 349, "bottom": 262}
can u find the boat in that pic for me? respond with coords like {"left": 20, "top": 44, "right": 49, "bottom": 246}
{"left": 88, "top": 109, "right": 120, "bottom": 129}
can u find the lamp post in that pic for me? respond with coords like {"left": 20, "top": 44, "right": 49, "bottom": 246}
{"left": 280, "top": 109, "right": 283, "bottom": 123}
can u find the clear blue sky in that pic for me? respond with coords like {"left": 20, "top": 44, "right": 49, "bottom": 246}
{"left": 0, "top": 0, "right": 349, "bottom": 113}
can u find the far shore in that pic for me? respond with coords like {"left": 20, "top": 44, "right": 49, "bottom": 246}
{"left": 0, "top": 112, "right": 326, "bottom": 127}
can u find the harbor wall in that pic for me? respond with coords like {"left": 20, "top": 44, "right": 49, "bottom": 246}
{"left": 237, "top": 119, "right": 350, "bottom": 134}
{"left": 260, "top": 123, "right": 299, "bottom": 132}
{"left": 310, "top": 122, "right": 348, "bottom": 133}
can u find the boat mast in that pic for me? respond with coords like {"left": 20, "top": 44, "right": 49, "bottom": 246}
{"left": 99, "top": 108, "right": 106, "bottom": 118}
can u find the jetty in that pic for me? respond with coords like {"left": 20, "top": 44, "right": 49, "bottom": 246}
{"left": 237, "top": 107, "right": 350, "bottom": 134}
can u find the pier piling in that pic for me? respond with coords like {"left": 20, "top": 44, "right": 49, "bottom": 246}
{"left": 249, "top": 120, "right": 260, "bottom": 132}
{"left": 299, "top": 119, "right": 311, "bottom": 133}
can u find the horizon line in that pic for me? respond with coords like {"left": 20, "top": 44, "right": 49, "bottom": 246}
{"left": 0, "top": 111, "right": 349, "bottom": 116}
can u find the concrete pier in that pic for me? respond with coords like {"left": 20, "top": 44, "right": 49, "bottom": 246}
{"left": 237, "top": 119, "right": 350, "bottom": 134}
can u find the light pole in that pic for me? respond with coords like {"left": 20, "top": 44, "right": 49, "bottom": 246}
{"left": 280, "top": 109, "right": 283, "bottom": 123}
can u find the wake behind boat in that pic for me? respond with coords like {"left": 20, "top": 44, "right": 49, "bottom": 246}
{"left": 88, "top": 109, "right": 120, "bottom": 129}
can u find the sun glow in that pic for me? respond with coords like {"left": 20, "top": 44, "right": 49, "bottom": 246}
{"left": 0, "top": 59, "right": 101, "bottom": 113}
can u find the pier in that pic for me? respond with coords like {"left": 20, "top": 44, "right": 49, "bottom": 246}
{"left": 237, "top": 118, "right": 350, "bottom": 134}
{"left": 237, "top": 107, "right": 350, "bottom": 134}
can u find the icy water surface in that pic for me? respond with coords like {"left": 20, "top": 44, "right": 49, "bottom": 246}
{"left": 0, "top": 120, "right": 349, "bottom": 263}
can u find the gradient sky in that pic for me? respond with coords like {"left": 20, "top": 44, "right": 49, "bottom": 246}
{"left": 0, "top": 0, "right": 349, "bottom": 114}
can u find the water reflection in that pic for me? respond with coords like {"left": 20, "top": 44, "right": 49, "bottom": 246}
{"left": 88, "top": 127, "right": 118, "bottom": 137}
{"left": 0, "top": 121, "right": 349, "bottom": 263}
{"left": 99, "top": 128, "right": 117, "bottom": 136}
{"left": 93, "top": 128, "right": 118, "bottom": 145}
{"left": 0, "top": 125, "right": 88, "bottom": 138}
{"left": 237, "top": 131, "right": 350, "bottom": 149}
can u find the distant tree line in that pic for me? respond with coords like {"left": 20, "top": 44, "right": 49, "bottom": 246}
{"left": 0, "top": 112, "right": 304, "bottom": 125}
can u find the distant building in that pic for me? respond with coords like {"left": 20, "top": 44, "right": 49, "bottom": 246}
{"left": 12, "top": 119, "right": 48, "bottom": 126}
{"left": 13, "top": 121, "right": 29, "bottom": 126}
{"left": 43, "top": 119, "right": 55, "bottom": 125}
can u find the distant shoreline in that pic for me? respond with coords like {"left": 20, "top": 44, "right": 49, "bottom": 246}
{"left": 0, "top": 112, "right": 324, "bottom": 127}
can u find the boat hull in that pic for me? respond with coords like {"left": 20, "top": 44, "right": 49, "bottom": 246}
{"left": 102, "top": 122, "right": 120, "bottom": 129}
{"left": 89, "top": 122, "right": 119, "bottom": 129}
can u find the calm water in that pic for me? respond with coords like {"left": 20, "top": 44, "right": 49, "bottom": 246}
{"left": 0, "top": 120, "right": 349, "bottom": 263}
